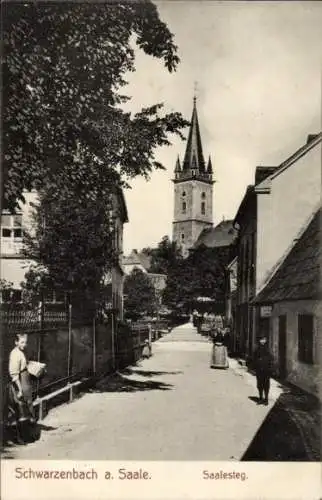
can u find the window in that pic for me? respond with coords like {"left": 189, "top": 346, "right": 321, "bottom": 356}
{"left": 201, "top": 202, "right": 205, "bottom": 215}
{"left": 182, "top": 201, "right": 186, "bottom": 213}
{"left": 1, "top": 214, "right": 23, "bottom": 239}
{"left": 1, "top": 289, "right": 22, "bottom": 303}
{"left": 201, "top": 192, "right": 206, "bottom": 199}
{"left": 298, "top": 314, "right": 314, "bottom": 364}
{"left": 182, "top": 191, "right": 186, "bottom": 197}
{"left": 181, "top": 233, "right": 185, "bottom": 241}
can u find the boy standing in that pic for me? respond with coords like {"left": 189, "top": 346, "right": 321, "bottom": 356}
{"left": 253, "top": 336, "right": 273, "bottom": 405}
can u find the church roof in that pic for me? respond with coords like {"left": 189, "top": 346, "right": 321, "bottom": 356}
{"left": 174, "top": 155, "right": 181, "bottom": 173}
{"left": 182, "top": 97, "right": 206, "bottom": 172}
{"left": 253, "top": 207, "right": 321, "bottom": 304}
{"left": 207, "top": 156, "right": 213, "bottom": 174}
{"left": 193, "top": 220, "right": 238, "bottom": 249}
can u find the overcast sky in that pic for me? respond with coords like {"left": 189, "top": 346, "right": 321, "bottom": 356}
{"left": 122, "top": 0, "right": 321, "bottom": 253}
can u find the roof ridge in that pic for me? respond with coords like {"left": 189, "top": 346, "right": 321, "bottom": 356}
{"left": 256, "top": 133, "right": 322, "bottom": 190}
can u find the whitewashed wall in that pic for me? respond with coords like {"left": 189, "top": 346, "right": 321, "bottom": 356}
{"left": 256, "top": 141, "right": 321, "bottom": 293}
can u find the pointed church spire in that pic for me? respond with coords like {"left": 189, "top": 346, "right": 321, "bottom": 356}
{"left": 207, "top": 155, "right": 213, "bottom": 174}
{"left": 191, "top": 152, "right": 197, "bottom": 170}
{"left": 174, "top": 155, "right": 181, "bottom": 173}
{"left": 182, "top": 96, "right": 206, "bottom": 173}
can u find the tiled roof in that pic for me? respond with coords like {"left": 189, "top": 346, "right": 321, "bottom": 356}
{"left": 122, "top": 250, "right": 152, "bottom": 271}
{"left": 194, "top": 220, "right": 238, "bottom": 249}
{"left": 253, "top": 208, "right": 321, "bottom": 304}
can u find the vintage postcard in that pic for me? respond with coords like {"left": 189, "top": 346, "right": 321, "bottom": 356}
{"left": 1, "top": 1, "right": 321, "bottom": 499}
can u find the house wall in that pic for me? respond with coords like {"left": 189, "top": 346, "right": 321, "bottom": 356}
{"left": 110, "top": 190, "right": 127, "bottom": 320}
{"left": 256, "top": 142, "right": 321, "bottom": 292}
{"left": 1, "top": 191, "right": 38, "bottom": 289}
{"left": 112, "top": 267, "right": 124, "bottom": 320}
{"left": 269, "top": 299, "right": 321, "bottom": 396}
{"left": 0, "top": 257, "right": 34, "bottom": 288}
{"left": 235, "top": 195, "right": 257, "bottom": 357}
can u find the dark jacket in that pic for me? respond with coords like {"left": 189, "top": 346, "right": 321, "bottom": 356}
{"left": 212, "top": 332, "right": 224, "bottom": 344}
{"left": 253, "top": 344, "right": 273, "bottom": 374}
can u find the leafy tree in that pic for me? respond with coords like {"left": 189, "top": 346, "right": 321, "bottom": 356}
{"left": 163, "top": 245, "right": 235, "bottom": 312}
{"left": 22, "top": 188, "right": 115, "bottom": 294}
{"left": 3, "top": 1, "right": 189, "bottom": 211}
{"left": 148, "top": 236, "right": 183, "bottom": 274}
{"left": 3, "top": 1, "right": 189, "bottom": 297}
{"left": 124, "top": 268, "right": 157, "bottom": 316}
{"left": 0, "top": 279, "right": 14, "bottom": 302}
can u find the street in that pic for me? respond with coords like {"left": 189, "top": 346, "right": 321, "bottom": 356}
{"left": 6, "top": 323, "right": 289, "bottom": 461}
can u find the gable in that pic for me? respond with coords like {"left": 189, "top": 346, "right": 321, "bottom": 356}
{"left": 253, "top": 208, "right": 321, "bottom": 304}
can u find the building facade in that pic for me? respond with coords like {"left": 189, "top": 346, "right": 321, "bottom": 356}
{"left": 225, "top": 256, "right": 237, "bottom": 348}
{"left": 172, "top": 97, "right": 214, "bottom": 257}
{"left": 255, "top": 133, "right": 321, "bottom": 293}
{"left": 253, "top": 208, "right": 321, "bottom": 396}
{"left": 233, "top": 167, "right": 277, "bottom": 358}
{"left": 0, "top": 190, "right": 37, "bottom": 300}
{"left": 122, "top": 250, "right": 166, "bottom": 307}
{"left": 107, "top": 187, "right": 129, "bottom": 320}
{"left": 233, "top": 133, "right": 321, "bottom": 362}
{"left": 1, "top": 187, "right": 129, "bottom": 319}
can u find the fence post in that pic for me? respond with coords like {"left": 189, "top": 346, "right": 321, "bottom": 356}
{"left": 67, "top": 295, "right": 72, "bottom": 380}
{"left": 111, "top": 311, "right": 115, "bottom": 371}
{"left": 148, "top": 322, "right": 152, "bottom": 344}
{"left": 36, "top": 294, "right": 45, "bottom": 398}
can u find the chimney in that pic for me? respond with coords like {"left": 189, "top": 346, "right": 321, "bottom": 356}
{"left": 255, "top": 166, "right": 277, "bottom": 185}
{"left": 307, "top": 134, "right": 318, "bottom": 144}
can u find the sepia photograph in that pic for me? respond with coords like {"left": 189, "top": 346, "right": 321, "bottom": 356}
{"left": 1, "top": 0, "right": 321, "bottom": 497}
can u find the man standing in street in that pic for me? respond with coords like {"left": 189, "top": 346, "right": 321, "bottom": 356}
{"left": 253, "top": 336, "right": 273, "bottom": 405}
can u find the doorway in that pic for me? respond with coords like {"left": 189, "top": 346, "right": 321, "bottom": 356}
{"left": 258, "top": 316, "right": 270, "bottom": 340}
{"left": 278, "top": 315, "right": 287, "bottom": 379}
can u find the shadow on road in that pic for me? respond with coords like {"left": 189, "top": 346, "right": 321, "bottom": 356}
{"left": 1, "top": 422, "right": 58, "bottom": 457}
{"left": 248, "top": 396, "right": 261, "bottom": 404}
{"left": 242, "top": 388, "right": 321, "bottom": 461}
{"left": 122, "top": 368, "right": 183, "bottom": 378}
{"left": 90, "top": 372, "right": 174, "bottom": 393}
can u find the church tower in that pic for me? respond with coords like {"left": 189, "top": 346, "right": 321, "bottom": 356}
{"left": 172, "top": 97, "right": 214, "bottom": 256}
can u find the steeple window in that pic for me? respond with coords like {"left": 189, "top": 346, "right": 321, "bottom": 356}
{"left": 181, "top": 233, "right": 185, "bottom": 241}
{"left": 201, "top": 202, "right": 206, "bottom": 215}
{"left": 201, "top": 192, "right": 206, "bottom": 199}
{"left": 182, "top": 201, "right": 186, "bottom": 213}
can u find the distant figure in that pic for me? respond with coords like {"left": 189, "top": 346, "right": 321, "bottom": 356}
{"left": 211, "top": 328, "right": 229, "bottom": 369}
{"left": 253, "top": 336, "right": 273, "bottom": 405}
{"left": 213, "top": 328, "right": 224, "bottom": 344}
{"left": 192, "top": 310, "right": 198, "bottom": 327}
{"left": 142, "top": 339, "right": 152, "bottom": 359}
{"left": 223, "top": 327, "right": 231, "bottom": 353}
